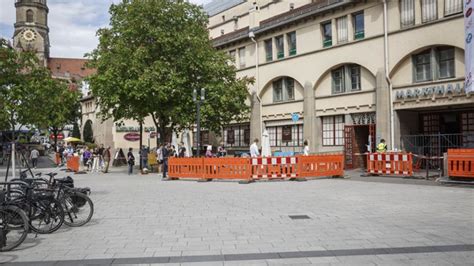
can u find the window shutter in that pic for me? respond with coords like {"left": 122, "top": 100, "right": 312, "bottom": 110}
{"left": 400, "top": 0, "right": 415, "bottom": 28}
{"left": 422, "top": 0, "right": 437, "bottom": 23}
{"left": 336, "top": 16, "right": 348, "bottom": 43}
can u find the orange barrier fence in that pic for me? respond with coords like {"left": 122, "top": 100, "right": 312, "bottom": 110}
{"left": 66, "top": 156, "right": 80, "bottom": 172}
{"left": 447, "top": 149, "right": 474, "bottom": 179}
{"left": 168, "top": 154, "right": 344, "bottom": 181}
{"left": 367, "top": 152, "right": 413, "bottom": 176}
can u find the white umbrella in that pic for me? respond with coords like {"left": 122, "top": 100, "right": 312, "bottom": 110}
{"left": 182, "top": 129, "right": 192, "bottom": 157}
{"left": 262, "top": 129, "right": 271, "bottom": 157}
{"left": 171, "top": 131, "right": 178, "bottom": 149}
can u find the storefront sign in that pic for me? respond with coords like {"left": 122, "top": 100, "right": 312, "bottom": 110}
{"left": 465, "top": 0, "right": 474, "bottom": 93}
{"left": 395, "top": 83, "right": 465, "bottom": 100}
{"left": 124, "top": 132, "right": 140, "bottom": 141}
{"left": 115, "top": 126, "right": 156, "bottom": 132}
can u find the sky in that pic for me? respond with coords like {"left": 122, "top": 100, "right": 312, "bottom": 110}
{"left": 0, "top": 0, "right": 213, "bottom": 58}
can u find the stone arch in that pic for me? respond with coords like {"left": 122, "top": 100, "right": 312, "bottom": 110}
{"left": 26, "top": 9, "right": 34, "bottom": 23}
{"left": 83, "top": 119, "right": 94, "bottom": 143}
{"left": 258, "top": 75, "right": 304, "bottom": 101}
{"left": 389, "top": 44, "right": 464, "bottom": 78}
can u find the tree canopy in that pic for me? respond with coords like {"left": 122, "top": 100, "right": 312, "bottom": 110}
{"left": 87, "top": 0, "right": 252, "bottom": 143}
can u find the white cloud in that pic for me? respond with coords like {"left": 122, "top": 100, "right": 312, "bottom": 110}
{"left": 0, "top": 0, "right": 213, "bottom": 58}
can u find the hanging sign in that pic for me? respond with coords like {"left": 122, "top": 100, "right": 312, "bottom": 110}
{"left": 291, "top": 113, "right": 300, "bottom": 122}
{"left": 124, "top": 132, "right": 140, "bottom": 141}
{"left": 465, "top": 0, "right": 474, "bottom": 93}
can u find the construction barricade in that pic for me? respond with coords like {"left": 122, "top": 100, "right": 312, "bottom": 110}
{"left": 168, "top": 154, "right": 344, "bottom": 182}
{"left": 447, "top": 149, "right": 474, "bottom": 179}
{"left": 367, "top": 152, "right": 413, "bottom": 176}
{"left": 66, "top": 156, "right": 80, "bottom": 172}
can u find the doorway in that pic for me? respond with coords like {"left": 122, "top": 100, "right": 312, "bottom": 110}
{"left": 344, "top": 124, "right": 375, "bottom": 169}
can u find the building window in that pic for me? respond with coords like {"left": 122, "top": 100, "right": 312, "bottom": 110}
{"left": 26, "top": 9, "right": 34, "bottom": 23}
{"left": 350, "top": 65, "right": 361, "bottom": 91}
{"left": 413, "top": 47, "right": 455, "bottom": 82}
{"left": 322, "top": 115, "right": 345, "bottom": 146}
{"left": 273, "top": 77, "right": 295, "bottom": 102}
{"left": 444, "top": 0, "right": 463, "bottom": 16}
{"left": 332, "top": 67, "right": 345, "bottom": 94}
{"left": 353, "top": 12, "right": 364, "bottom": 40}
{"left": 322, "top": 21, "right": 332, "bottom": 47}
{"left": 268, "top": 124, "right": 303, "bottom": 147}
{"left": 414, "top": 49, "right": 432, "bottom": 82}
{"left": 238, "top": 47, "right": 246, "bottom": 68}
{"left": 275, "top": 35, "right": 284, "bottom": 59}
{"left": 287, "top": 31, "right": 297, "bottom": 56}
{"left": 332, "top": 65, "right": 361, "bottom": 94}
{"left": 336, "top": 16, "right": 348, "bottom": 43}
{"left": 264, "top": 39, "right": 273, "bottom": 62}
{"left": 229, "top": 50, "right": 236, "bottom": 64}
{"left": 223, "top": 124, "right": 250, "bottom": 147}
{"left": 437, "top": 47, "right": 455, "bottom": 79}
{"left": 400, "top": 0, "right": 415, "bottom": 28}
{"left": 421, "top": 0, "right": 438, "bottom": 23}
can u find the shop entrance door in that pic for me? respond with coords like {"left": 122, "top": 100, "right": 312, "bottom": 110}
{"left": 344, "top": 124, "right": 375, "bottom": 169}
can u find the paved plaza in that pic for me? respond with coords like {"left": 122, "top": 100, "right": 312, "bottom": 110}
{"left": 1, "top": 164, "right": 473, "bottom": 265}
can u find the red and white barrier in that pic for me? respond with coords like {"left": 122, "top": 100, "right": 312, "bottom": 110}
{"left": 251, "top": 156, "right": 298, "bottom": 179}
{"left": 367, "top": 153, "right": 413, "bottom": 176}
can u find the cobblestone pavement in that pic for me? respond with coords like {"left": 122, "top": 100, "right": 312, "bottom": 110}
{"left": 1, "top": 166, "right": 473, "bottom": 265}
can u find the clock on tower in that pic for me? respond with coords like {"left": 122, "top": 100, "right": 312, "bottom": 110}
{"left": 12, "top": 0, "right": 50, "bottom": 66}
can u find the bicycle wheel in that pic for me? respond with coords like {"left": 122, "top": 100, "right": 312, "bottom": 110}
{"left": 0, "top": 205, "right": 29, "bottom": 252}
{"left": 29, "top": 198, "right": 64, "bottom": 234}
{"left": 62, "top": 192, "right": 94, "bottom": 227}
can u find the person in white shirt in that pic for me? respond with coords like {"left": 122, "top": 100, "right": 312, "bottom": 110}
{"left": 250, "top": 138, "right": 260, "bottom": 157}
{"left": 303, "top": 140, "right": 310, "bottom": 156}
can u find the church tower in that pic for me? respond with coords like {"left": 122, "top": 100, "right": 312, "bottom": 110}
{"left": 13, "top": 0, "right": 50, "bottom": 65}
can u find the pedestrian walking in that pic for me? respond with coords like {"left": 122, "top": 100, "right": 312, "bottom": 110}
{"left": 83, "top": 148, "right": 92, "bottom": 171}
{"left": 103, "top": 146, "right": 111, "bottom": 173}
{"left": 92, "top": 148, "right": 100, "bottom": 172}
{"left": 30, "top": 148, "right": 40, "bottom": 168}
{"left": 205, "top": 145, "right": 213, "bottom": 158}
{"left": 98, "top": 144, "right": 105, "bottom": 170}
{"left": 250, "top": 138, "right": 260, "bottom": 157}
{"left": 127, "top": 148, "right": 135, "bottom": 175}
{"left": 156, "top": 144, "right": 163, "bottom": 173}
{"left": 303, "top": 140, "right": 310, "bottom": 156}
{"left": 140, "top": 145, "right": 149, "bottom": 170}
{"left": 162, "top": 143, "right": 170, "bottom": 179}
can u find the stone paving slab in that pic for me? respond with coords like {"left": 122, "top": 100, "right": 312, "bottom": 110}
{"left": 0, "top": 166, "right": 473, "bottom": 265}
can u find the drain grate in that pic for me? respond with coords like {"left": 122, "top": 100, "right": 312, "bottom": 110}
{"left": 289, "top": 215, "right": 311, "bottom": 220}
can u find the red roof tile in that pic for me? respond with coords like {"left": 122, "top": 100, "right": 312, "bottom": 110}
{"left": 47, "top": 57, "right": 96, "bottom": 80}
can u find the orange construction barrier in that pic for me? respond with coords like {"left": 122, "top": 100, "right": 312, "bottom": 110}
{"left": 299, "top": 154, "right": 344, "bottom": 177}
{"left": 367, "top": 152, "right": 413, "bottom": 176}
{"left": 66, "top": 156, "right": 80, "bottom": 172}
{"left": 168, "top": 154, "right": 345, "bottom": 181}
{"left": 447, "top": 149, "right": 474, "bottom": 179}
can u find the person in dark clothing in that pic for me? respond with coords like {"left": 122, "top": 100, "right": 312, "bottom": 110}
{"left": 127, "top": 148, "right": 135, "bottom": 175}
{"left": 162, "top": 143, "right": 170, "bottom": 178}
{"left": 178, "top": 142, "right": 186, "bottom": 158}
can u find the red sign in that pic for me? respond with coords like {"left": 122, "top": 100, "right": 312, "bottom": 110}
{"left": 50, "top": 133, "right": 64, "bottom": 140}
{"left": 124, "top": 132, "right": 140, "bottom": 141}
{"left": 149, "top": 132, "right": 159, "bottom": 138}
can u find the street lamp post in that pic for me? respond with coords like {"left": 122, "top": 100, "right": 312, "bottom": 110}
{"left": 193, "top": 88, "right": 205, "bottom": 157}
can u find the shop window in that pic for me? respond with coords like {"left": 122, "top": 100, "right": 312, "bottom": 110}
{"left": 444, "top": 0, "right": 463, "bottom": 16}
{"left": 322, "top": 115, "right": 345, "bottom": 146}
{"left": 238, "top": 47, "right": 246, "bottom": 68}
{"left": 26, "top": 10, "right": 34, "bottom": 23}
{"left": 267, "top": 124, "right": 303, "bottom": 147}
{"left": 421, "top": 0, "right": 438, "bottom": 23}
{"left": 413, "top": 47, "right": 455, "bottom": 83}
{"left": 336, "top": 16, "right": 348, "bottom": 44}
{"left": 332, "top": 64, "right": 361, "bottom": 94}
{"left": 437, "top": 47, "right": 455, "bottom": 79}
{"left": 223, "top": 124, "right": 250, "bottom": 147}
{"left": 273, "top": 77, "right": 295, "bottom": 102}
{"left": 461, "top": 112, "right": 474, "bottom": 146}
{"left": 287, "top": 31, "right": 297, "bottom": 56}
{"left": 322, "top": 21, "right": 332, "bottom": 47}
{"left": 400, "top": 0, "right": 415, "bottom": 28}
{"left": 353, "top": 12, "right": 364, "bottom": 40}
{"left": 193, "top": 130, "right": 209, "bottom": 145}
{"left": 275, "top": 35, "right": 284, "bottom": 59}
{"left": 264, "top": 39, "right": 273, "bottom": 62}
{"left": 414, "top": 49, "right": 432, "bottom": 82}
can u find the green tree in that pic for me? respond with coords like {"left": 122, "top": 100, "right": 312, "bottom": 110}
{"left": 72, "top": 121, "right": 81, "bottom": 139}
{"left": 87, "top": 0, "right": 251, "bottom": 145}
{"left": 83, "top": 120, "right": 94, "bottom": 143}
